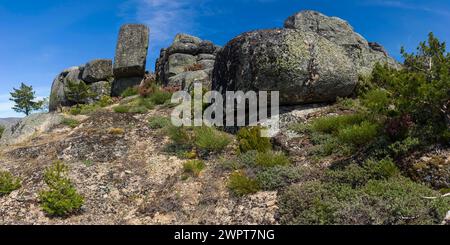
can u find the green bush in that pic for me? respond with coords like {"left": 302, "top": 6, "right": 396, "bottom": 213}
{"left": 326, "top": 158, "right": 399, "bottom": 187}
{"left": 114, "top": 97, "right": 154, "bottom": 114}
{"left": 121, "top": 86, "right": 139, "bottom": 98}
{"left": 150, "top": 90, "right": 173, "bottom": 105}
{"left": 39, "top": 161, "right": 84, "bottom": 217}
{"left": 183, "top": 160, "right": 205, "bottom": 178}
{"left": 0, "top": 171, "right": 21, "bottom": 196}
{"left": 254, "top": 151, "right": 291, "bottom": 168}
{"left": 0, "top": 125, "right": 4, "bottom": 138}
{"left": 311, "top": 114, "right": 365, "bottom": 134}
{"left": 361, "top": 89, "right": 391, "bottom": 115}
{"left": 256, "top": 166, "right": 315, "bottom": 190}
{"left": 113, "top": 105, "right": 130, "bottom": 113}
{"left": 69, "top": 103, "right": 101, "bottom": 115}
{"left": 236, "top": 127, "right": 272, "bottom": 153}
{"left": 62, "top": 118, "right": 80, "bottom": 129}
{"left": 227, "top": 171, "right": 260, "bottom": 196}
{"left": 167, "top": 125, "right": 192, "bottom": 146}
{"left": 194, "top": 126, "right": 231, "bottom": 153}
{"left": 148, "top": 116, "right": 171, "bottom": 129}
{"left": 97, "top": 95, "right": 114, "bottom": 107}
{"left": 279, "top": 178, "right": 449, "bottom": 225}
{"left": 337, "top": 121, "right": 379, "bottom": 146}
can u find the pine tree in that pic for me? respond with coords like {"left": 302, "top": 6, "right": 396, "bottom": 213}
{"left": 9, "top": 83, "right": 44, "bottom": 116}
{"left": 64, "top": 80, "right": 92, "bottom": 107}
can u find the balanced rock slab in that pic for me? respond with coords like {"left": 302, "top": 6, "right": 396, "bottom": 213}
{"left": 82, "top": 59, "right": 113, "bottom": 83}
{"left": 113, "top": 24, "right": 149, "bottom": 78}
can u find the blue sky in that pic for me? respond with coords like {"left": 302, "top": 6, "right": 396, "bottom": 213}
{"left": 0, "top": 0, "right": 449, "bottom": 117}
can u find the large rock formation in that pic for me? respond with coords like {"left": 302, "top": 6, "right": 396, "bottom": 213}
{"left": 112, "top": 24, "right": 150, "bottom": 96}
{"left": 212, "top": 10, "right": 398, "bottom": 105}
{"left": 155, "top": 34, "right": 221, "bottom": 90}
{"left": 213, "top": 29, "right": 357, "bottom": 105}
{"left": 49, "top": 59, "right": 113, "bottom": 111}
{"left": 284, "top": 10, "right": 399, "bottom": 75}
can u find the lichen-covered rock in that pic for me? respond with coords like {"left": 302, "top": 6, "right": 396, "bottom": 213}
{"left": 167, "top": 69, "right": 212, "bottom": 90}
{"left": 113, "top": 24, "right": 149, "bottom": 78}
{"left": 90, "top": 81, "right": 111, "bottom": 100}
{"left": 284, "top": 10, "right": 399, "bottom": 75}
{"left": 155, "top": 34, "right": 221, "bottom": 88}
{"left": 49, "top": 66, "right": 84, "bottom": 111}
{"left": 212, "top": 29, "right": 358, "bottom": 105}
{"left": 82, "top": 59, "right": 113, "bottom": 83}
{"left": 0, "top": 113, "right": 63, "bottom": 146}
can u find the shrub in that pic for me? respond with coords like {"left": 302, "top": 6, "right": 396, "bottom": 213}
{"left": 0, "top": 171, "right": 21, "bottom": 196}
{"left": 183, "top": 160, "right": 205, "bottom": 178}
{"left": 69, "top": 103, "right": 101, "bottom": 115}
{"left": 254, "top": 151, "right": 291, "bottom": 168}
{"left": 167, "top": 125, "right": 192, "bottom": 146}
{"left": 0, "top": 125, "right": 4, "bottom": 138}
{"left": 121, "top": 86, "right": 139, "bottom": 98}
{"left": 361, "top": 88, "right": 391, "bottom": 115}
{"left": 39, "top": 161, "right": 84, "bottom": 217}
{"left": 62, "top": 118, "right": 80, "bottom": 129}
{"left": 194, "top": 126, "right": 231, "bottom": 153}
{"left": 114, "top": 97, "right": 154, "bottom": 114}
{"left": 326, "top": 158, "right": 399, "bottom": 187}
{"left": 279, "top": 178, "right": 449, "bottom": 225}
{"left": 113, "top": 105, "right": 129, "bottom": 113}
{"left": 256, "top": 166, "right": 314, "bottom": 190}
{"left": 150, "top": 90, "right": 173, "bottom": 105}
{"left": 97, "top": 95, "right": 114, "bottom": 107}
{"left": 227, "top": 171, "right": 260, "bottom": 196}
{"left": 311, "top": 114, "right": 365, "bottom": 134}
{"left": 148, "top": 116, "right": 171, "bottom": 129}
{"left": 337, "top": 121, "right": 379, "bottom": 146}
{"left": 236, "top": 127, "right": 272, "bottom": 153}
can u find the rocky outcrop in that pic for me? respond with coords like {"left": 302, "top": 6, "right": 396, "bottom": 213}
{"left": 0, "top": 113, "right": 63, "bottom": 146}
{"left": 212, "top": 29, "right": 358, "bottom": 105}
{"left": 49, "top": 60, "right": 113, "bottom": 111}
{"left": 112, "top": 24, "right": 149, "bottom": 96}
{"left": 155, "top": 34, "right": 221, "bottom": 90}
{"left": 284, "top": 10, "right": 399, "bottom": 75}
{"left": 212, "top": 10, "right": 399, "bottom": 105}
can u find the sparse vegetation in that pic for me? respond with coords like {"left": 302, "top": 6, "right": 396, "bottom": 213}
{"left": 0, "top": 171, "right": 21, "bottom": 196}
{"left": 149, "top": 90, "right": 173, "bottom": 105}
{"left": 39, "top": 161, "right": 84, "bottom": 217}
{"left": 120, "top": 86, "right": 139, "bottom": 98}
{"left": 114, "top": 97, "right": 155, "bottom": 114}
{"left": 148, "top": 116, "right": 171, "bottom": 129}
{"left": 182, "top": 160, "right": 205, "bottom": 178}
{"left": 62, "top": 118, "right": 80, "bottom": 129}
{"left": 254, "top": 151, "right": 291, "bottom": 168}
{"left": 194, "top": 126, "right": 231, "bottom": 153}
{"left": 108, "top": 128, "right": 125, "bottom": 135}
{"left": 65, "top": 80, "right": 93, "bottom": 108}
{"left": 236, "top": 126, "right": 272, "bottom": 153}
{"left": 227, "top": 171, "right": 260, "bottom": 196}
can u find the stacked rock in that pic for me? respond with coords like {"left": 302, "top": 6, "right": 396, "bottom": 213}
{"left": 111, "top": 24, "right": 150, "bottom": 96}
{"left": 49, "top": 59, "right": 113, "bottom": 111}
{"left": 155, "top": 34, "right": 221, "bottom": 90}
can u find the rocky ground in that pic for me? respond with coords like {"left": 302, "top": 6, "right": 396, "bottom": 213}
{"left": 0, "top": 104, "right": 285, "bottom": 225}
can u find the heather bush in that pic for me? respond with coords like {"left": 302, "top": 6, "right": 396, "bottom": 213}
{"left": 0, "top": 171, "right": 21, "bottom": 196}
{"left": 236, "top": 127, "right": 272, "bottom": 153}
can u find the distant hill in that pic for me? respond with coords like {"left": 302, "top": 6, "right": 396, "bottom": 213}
{"left": 0, "top": 117, "right": 21, "bottom": 128}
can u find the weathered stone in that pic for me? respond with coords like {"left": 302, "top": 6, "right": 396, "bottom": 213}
{"left": 284, "top": 10, "right": 399, "bottom": 74}
{"left": 198, "top": 59, "right": 215, "bottom": 69}
{"left": 90, "top": 81, "right": 111, "bottom": 100}
{"left": 0, "top": 113, "right": 63, "bottom": 146}
{"left": 174, "top": 33, "right": 202, "bottom": 44}
{"left": 111, "top": 77, "right": 142, "bottom": 97}
{"left": 212, "top": 29, "right": 358, "bottom": 105}
{"left": 167, "top": 70, "right": 211, "bottom": 90}
{"left": 198, "top": 41, "right": 217, "bottom": 54}
{"left": 113, "top": 24, "right": 149, "bottom": 78}
{"left": 197, "top": 54, "right": 216, "bottom": 61}
{"left": 82, "top": 59, "right": 113, "bottom": 83}
{"left": 167, "top": 42, "right": 199, "bottom": 55}
{"left": 49, "top": 66, "right": 83, "bottom": 111}
{"left": 167, "top": 53, "right": 197, "bottom": 77}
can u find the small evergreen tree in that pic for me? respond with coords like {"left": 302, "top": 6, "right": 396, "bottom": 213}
{"left": 64, "top": 80, "right": 92, "bottom": 107}
{"left": 9, "top": 83, "right": 44, "bottom": 116}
